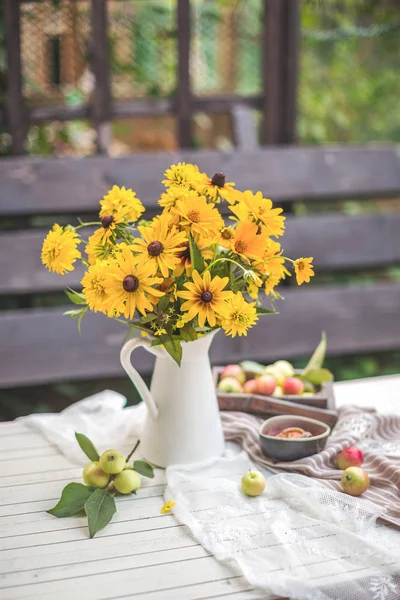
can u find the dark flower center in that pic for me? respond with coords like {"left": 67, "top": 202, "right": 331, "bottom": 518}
{"left": 123, "top": 275, "right": 139, "bottom": 292}
{"left": 148, "top": 241, "right": 164, "bottom": 256}
{"left": 211, "top": 172, "right": 226, "bottom": 188}
{"left": 178, "top": 244, "right": 191, "bottom": 262}
{"left": 101, "top": 215, "right": 114, "bottom": 229}
{"left": 200, "top": 290, "right": 213, "bottom": 303}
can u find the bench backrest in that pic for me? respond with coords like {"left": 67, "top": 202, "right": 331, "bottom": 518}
{"left": 1, "top": 145, "right": 400, "bottom": 388}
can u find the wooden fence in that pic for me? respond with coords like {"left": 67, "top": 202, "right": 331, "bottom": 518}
{"left": 3, "top": 0, "right": 300, "bottom": 155}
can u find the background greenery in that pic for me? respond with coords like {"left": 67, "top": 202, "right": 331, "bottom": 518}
{"left": 1, "top": 0, "right": 399, "bottom": 418}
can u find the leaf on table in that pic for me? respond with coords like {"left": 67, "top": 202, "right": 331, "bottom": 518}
{"left": 75, "top": 432, "right": 100, "bottom": 461}
{"left": 47, "top": 483, "right": 94, "bottom": 518}
{"left": 84, "top": 489, "right": 116, "bottom": 538}
{"left": 133, "top": 460, "right": 154, "bottom": 479}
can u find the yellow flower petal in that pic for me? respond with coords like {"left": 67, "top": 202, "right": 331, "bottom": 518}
{"left": 160, "top": 500, "right": 176, "bottom": 514}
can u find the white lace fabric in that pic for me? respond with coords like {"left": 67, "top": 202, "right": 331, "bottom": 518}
{"left": 166, "top": 454, "right": 400, "bottom": 600}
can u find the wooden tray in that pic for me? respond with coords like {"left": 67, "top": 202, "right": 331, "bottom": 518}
{"left": 213, "top": 367, "right": 338, "bottom": 427}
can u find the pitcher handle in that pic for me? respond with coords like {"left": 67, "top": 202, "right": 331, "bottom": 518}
{"left": 120, "top": 337, "right": 159, "bottom": 420}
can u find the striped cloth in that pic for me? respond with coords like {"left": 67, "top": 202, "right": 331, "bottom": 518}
{"left": 221, "top": 404, "right": 400, "bottom": 529}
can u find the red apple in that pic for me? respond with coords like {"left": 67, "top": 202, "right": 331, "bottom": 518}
{"left": 282, "top": 377, "right": 304, "bottom": 395}
{"left": 220, "top": 364, "right": 246, "bottom": 385}
{"left": 217, "top": 376, "right": 243, "bottom": 393}
{"left": 341, "top": 466, "right": 370, "bottom": 496}
{"left": 337, "top": 446, "right": 364, "bottom": 470}
{"left": 254, "top": 375, "right": 276, "bottom": 396}
{"left": 243, "top": 379, "right": 258, "bottom": 393}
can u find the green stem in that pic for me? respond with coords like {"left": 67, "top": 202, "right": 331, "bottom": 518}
{"left": 126, "top": 439, "right": 141, "bottom": 463}
{"left": 203, "top": 257, "right": 247, "bottom": 273}
{"left": 76, "top": 219, "right": 101, "bottom": 230}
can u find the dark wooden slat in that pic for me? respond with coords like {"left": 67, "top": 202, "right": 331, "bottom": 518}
{"left": 261, "top": 0, "right": 283, "bottom": 144}
{"left": 4, "top": 0, "right": 25, "bottom": 155}
{"left": 1, "top": 146, "right": 399, "bottom": 217}
{"left": 3, "top": 213, "right": 400, "bottom": 295}
{"left": 90, "top": 0, "right": 112, "bottom": 154}
{"left": 0, "top": 95, "right": 264, "bottom": 126}
{"left": 1, "top": 283, "right": 400, "bottom": 388}
{"left": 177, "top": 0, "right": 193, "bottom": 147}
{"left": 280, "top": 0, "right": 300, "bottom": 144}
{"left": 261, "top": 0, "right": 300, "bottom": 144}
{"left": 283, "top": 213, "right": 400, "bottom": 271}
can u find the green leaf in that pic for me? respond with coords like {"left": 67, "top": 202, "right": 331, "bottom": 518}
{"left": 157, "top": 295, "right": 171, "bottom": 312}
{"left": 240, "top": 360, "right": 265, "bottom": 376}
{"left": 189, "top": 233, "right": 205, "bottom": 273}
{"left": 63, "top": 308, "right": 82, "bottom": 319}
{"left": 302, "top": 332, "right": 327, "bottom": 375}
{"left": 47, "top": 483, "right": 94, "bottom": 518}
{"left": 179, "top": 322, "right": 198, "bottom": 342}
{"left": 140, "top": 313, "right": 158, "bottom": 324}
{"left": 84, "top": 489, "right": 116, "bottom": 538}
{"left": 164, "top": 337, "right": 183, "bottom": 366}
{"left": 75, "top": 432, "right": 100, "bottom": 461}
{"left": 133, "top": 460, "right": 154, "bottom": 479}
{"left": 302, "top": 367, "right": 333, "bottom": 386}
{"left": 65, "top": 288, "right": 86, "bottom": 305}
{"left": 255, "top": 307, "right": 277, "bottom": 315}
{"left": 77, "top": 306, "right": 88, "bottom": 333}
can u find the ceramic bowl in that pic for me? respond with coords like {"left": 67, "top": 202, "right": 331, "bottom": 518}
{"left": 259, "top": 415, "right": 331, "bottom": 462}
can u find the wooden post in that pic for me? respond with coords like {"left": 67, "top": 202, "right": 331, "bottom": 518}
{"left": 90, "top": 0, "right": 112, "bottom": 154}
{"left": 261, "top": 0, "right": 300, "bottom": 145}
{"left": 177, "top": 0, "right": 193, "bottom": 148}
{"left": 4, "top": 0, "right": 25, "bottom": 155}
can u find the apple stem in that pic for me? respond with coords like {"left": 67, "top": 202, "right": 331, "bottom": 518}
{"left": 106, "top": 481, "right": 116, "bottom": 496}
{"left": 126, "top": 439, "right": 141, "bottom": 463}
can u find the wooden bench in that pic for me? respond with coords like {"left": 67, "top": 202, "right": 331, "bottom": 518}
{"left": 1, "top": 145, "right": 400, "bottom": 389}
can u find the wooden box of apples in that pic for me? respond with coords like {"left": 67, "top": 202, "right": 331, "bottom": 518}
{"left": 214, "top": 333, "right": 338, "bottom": 427}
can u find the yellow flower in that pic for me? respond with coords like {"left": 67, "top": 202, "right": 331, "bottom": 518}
{"left": 41, "top": 224, "right": 81, "bottom": 275}
{"left": 162, "top": 162, "right": 203, "bottom": 188}
{"left": 133, "top": 216, "right": 188, "bottom": 277}
{"left": 159, "top": 185, "right": 191, "bottom": 210}
{"left": 221, "top": 220, "right": 266, "bottom": 262}
{"left": 91, "top": 209, "right": 126, "bottom": 245}
{"left": 178, "top": 270, "right": 233, "bottom": 328}
{"left": 85, "top": 233, "right": 113, "bottom": 265}
{"left": 231, "top": 191, "right": 285, "bottom": 237}
{"left": 105, "top": 249, "right": 164, "bottom": 319}
{"left": 197, "top": 172, "right": 237, "bottom": 204}
{"left": 294, "top": 257, "right": 314, "bottom": 285}
{"left": 172, "top": 193, "right": 224, "bottom": 239}
{"left": 100, "top": 185, "right": 144, "bottom": 222}
{"left": 81, "top": 262, "right": 112, "bottom": 316}
{"left": 173, "top": 242, "right": 192, "bottom": 277}
{"left": 219, "top": 292, "right": 258, "bottom": 337}
{"left": 247, "top": 281, "right": 260, "bottom": 300}
{"left": 160, "top": 500, "right": 176, "bottom": 514}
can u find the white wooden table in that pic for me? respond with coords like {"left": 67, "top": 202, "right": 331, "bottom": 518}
{"left": 1, "top": 375, "right": 399, "bottom": 600}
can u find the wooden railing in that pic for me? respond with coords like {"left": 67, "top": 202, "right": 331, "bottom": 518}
{"left": 3, "top": 0, "right": 300, "bottom": 155}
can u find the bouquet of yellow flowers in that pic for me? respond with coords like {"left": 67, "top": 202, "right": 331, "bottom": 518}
{"left": 41, "top": 163, "right": 314, "bottom": 364}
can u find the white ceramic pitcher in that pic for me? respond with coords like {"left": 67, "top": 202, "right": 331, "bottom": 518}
{"left": 120, "top": 330, "right": 225, "bottom": 467}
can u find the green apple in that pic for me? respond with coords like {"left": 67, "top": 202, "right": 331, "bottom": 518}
{"left": 341, "top": 467, "right": 370, "bottom": 496}
{"left": 241, "top": 470, "right": 266, "bottom": 497}
{"left": 99, "top": 449, "right": 126, "bottom": 474}
{"left": 114, "top": 469, "right": 141, "bottom": 494}
{"left": 218, "top": 376, "right": 243, "bottom": 393}
{"left": 272, "top": 385, "right": 283, "bottom": 397}
{"left": 263, "top": 365, "right": 284, "bottom": 386}
{"left": 274, "top": 360, "right": 294, "bottom": 378}
{"left": 82, "top": 461, "right": 110, "bottom": 488}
